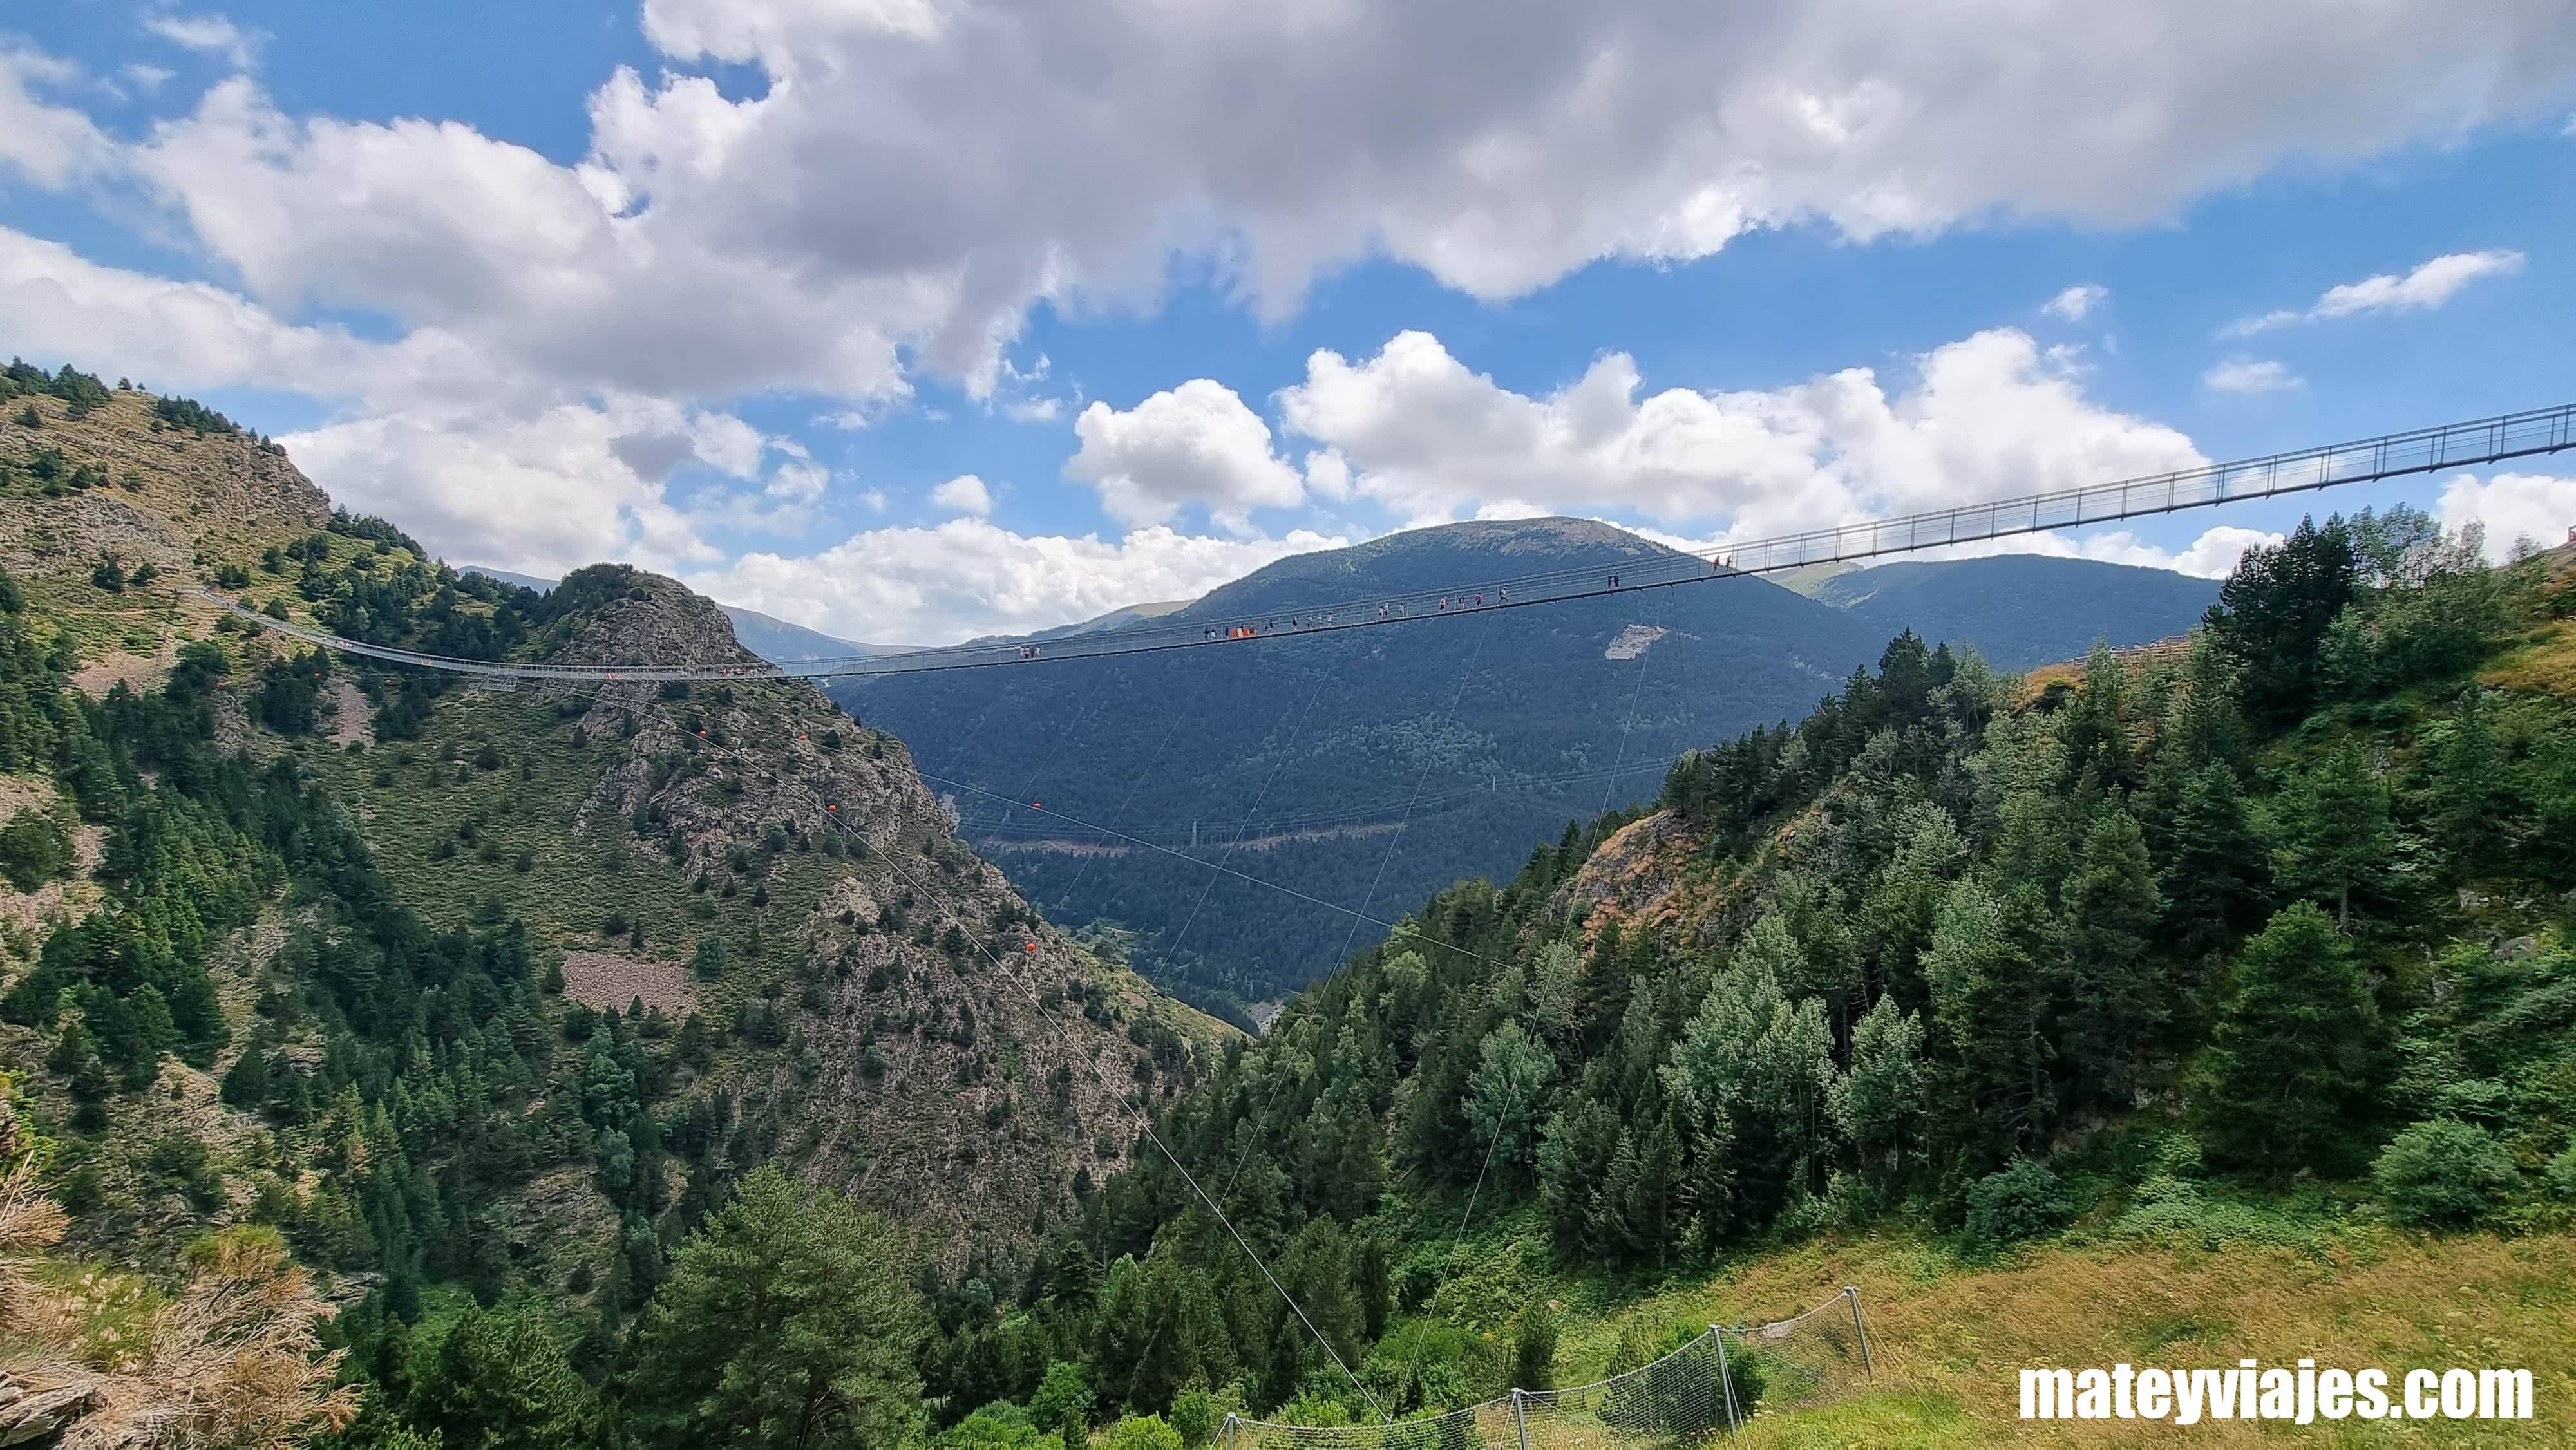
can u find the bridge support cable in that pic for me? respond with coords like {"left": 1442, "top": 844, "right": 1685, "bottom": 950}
{"left": 840, "top": 810, "right": 1392, "bottom": 1423}
{"left": 199, "top": 402, "right": 2576, "bottom": 683}
{"left": 1221, "top": 617, "right": 1497, "bottom": 1202}
{"left": 969, "top": 760, "right": 1656, "bottom": 851}
{"left": 1161, "top": 666, "right": 1336, "bottom": 970}
{"left": 918, "top": 772, "right": 1508, "bottom": 977}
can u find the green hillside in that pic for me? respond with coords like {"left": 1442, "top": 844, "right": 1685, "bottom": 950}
{"left": 1014, "top": 509, "right": 2576, "bottom": 1444}
{"left": 10, "top": 355, "right": 2574, "bottom": 1447}
{"left": 1808, "top": 554, "right": 2221, "bottom": 670}
{"left": 0, "top": 362, "right": 1224, "bottom": 1447}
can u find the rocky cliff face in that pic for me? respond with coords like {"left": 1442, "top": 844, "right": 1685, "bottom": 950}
{"left": 526, "top": 572, "right": 1236, "bottom": 1251}
{"left": 0, "top": 388, "right": 328, "bottom": 585}
{"left": 0, "top": 381, "right": 1232, "bottom": 1269}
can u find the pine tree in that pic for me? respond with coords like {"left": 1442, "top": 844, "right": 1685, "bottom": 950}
{"left": 2422, "top": 686, "right": 2505, "bottom": 875}
{"left": 403, "top": 1304, "right": 598, "bottom": 1448}
{"left": 2205, "top": 515, "right": 2358, "bottom": 725}
{"left": 1092, "top": 1255, "right": 1151, "bottom": 1409}
{"left": 2201, "top": 901, "right": 2383, "bottom": 1175}
{"left": 1831, "top": 994, "right": 1926, "bottom": 1188}
{"left": 2272, "top": 746, "right": 2394, "bottom": 928}
{"left": 1922, "top": 879, "right": 2064, "bottom": 1163}
{"left": 1463, "top": 1021, "right": 1556, "bottom": 1179}
{"left": 2162, "top": 762, "right": 2270, "bottom": 961}
{"left": 627, "top": 1167, "right": 927, "bottom": 1449}
{"left": 2062, "top": 807, "right": 2164, "bottom": 1109}
{"left": 1536, "top": 1096, "right": 1622, "bottom": 1257}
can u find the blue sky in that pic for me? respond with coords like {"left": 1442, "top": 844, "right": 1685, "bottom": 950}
{"left": 3, "top": 3, "right": 2573, "bottom": 643}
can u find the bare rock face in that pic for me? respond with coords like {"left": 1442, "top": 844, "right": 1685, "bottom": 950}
{"left": 0, "top": 1377, "right": 101, "bottom": 1447}
{"left": 0, "top": 390, "right": 329, "bottom": 583}
{"left": 534, "top": 572, "right": 1233, "bottom": 1256}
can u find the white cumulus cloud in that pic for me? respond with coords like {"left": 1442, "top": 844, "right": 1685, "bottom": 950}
{"left": 2202, "top": 358, "right": 2302, "bottom": 393}
{"left": 1068, "top": 380, "right": 1306, "bottom": 531}
{"left": 144, "top": 14, "right": 260, "bottom": 70}
{"left": 2224, "top": 249, "right": 2526, "bottom": 335}
{"left": 931, "top": 473, "right": 994, "bottom": 516}
{"left": 2437, "top": 471, "right": 2576, "bottom": 561}
{"left": 691, "top": 521, "right": 1349, "bottom": 645}
{"left": 2042, "top": 284, "right": 2107, "bottom": 321}
{"left": 1273, "top": 326, "right": 2205, "bottom": 541}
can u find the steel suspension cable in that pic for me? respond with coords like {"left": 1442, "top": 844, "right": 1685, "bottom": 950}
{"left": 851, "top": 816, "right": 1390, "bottom": 1421}
{"left": 198, "top": 400, "right": 2576, "bottom": 683}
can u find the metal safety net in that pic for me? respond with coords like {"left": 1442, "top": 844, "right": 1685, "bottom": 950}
{"left": 1225, "top": 1292, "right": 1871, "bottom": 1450}
{"left": 1712, "top": 1290, "right": 1875, "bottom": 1422}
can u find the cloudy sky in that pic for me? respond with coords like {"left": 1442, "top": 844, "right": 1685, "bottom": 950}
{"left": 5, "top": 2, "right": 2573, "bottom": 645}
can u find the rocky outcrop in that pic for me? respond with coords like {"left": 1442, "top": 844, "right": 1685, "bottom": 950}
{"left": 0, "top": 390, "right": 328, "bottom": 584}
{"left": 535, "top": 573, "right": 1235, "bottom": 1255}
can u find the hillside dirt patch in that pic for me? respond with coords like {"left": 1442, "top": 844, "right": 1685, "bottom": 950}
{"left": 69, "top": 635, "right": 178, "bottom": 699}
{"left": 0, "top": 773, "right": 107, "bottom": 946}
{"left": 559, "top": 949, "right": 698, "bottom": 1015}
{"left": 328, "top": 680, "right": 374, "bottom": 747}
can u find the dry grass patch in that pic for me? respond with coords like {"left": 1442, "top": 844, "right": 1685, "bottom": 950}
{"left": 1586, "top": 1228, "right": 2576, "bottom": 1446}
{"left": 560, "top": 949, "right": 697, "bottom": 1016}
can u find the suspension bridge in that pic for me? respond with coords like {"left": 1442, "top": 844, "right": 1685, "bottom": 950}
{"left": 199, "top": 402, "right": 2574, "bottom": 683}
{"left": 208, "top": 399, "right": 2568, "bottom": 1439}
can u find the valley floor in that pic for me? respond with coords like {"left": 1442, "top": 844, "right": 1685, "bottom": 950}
{"left": 1596, "top": 1227, "right": 2575, "bottom": 1445}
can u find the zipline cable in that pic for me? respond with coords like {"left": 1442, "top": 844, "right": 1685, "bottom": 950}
{"left": 846, "top": 809, "right": 1391, "bottom": 1422}
{"left": 1218, "top": 614, "right": 1499, "bottom": 1205}
{"left": 918, "top": 771, "right": 1510, "bottom": 975}
{"left": 1162, "top": 666, "right": 1338, "bottom": 966}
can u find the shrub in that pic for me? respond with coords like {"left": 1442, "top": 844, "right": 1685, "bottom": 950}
{"left": 1169, "top": 1388, "right": 1215, "bottom": 1448}
{"left": 1029, "top": 1361, "right": 1094, "bottom": 1436}
{"left": 2372, "top": 1118, "right": 2519, "bottom": 1227}
{"left": 1513, "top": 1302, "right": 1559, "bottom": 1390}
{"left": 1108, "top": 1416, "right": 1182, "bottom": 1450}
{"left": 2544, "top": 1146, "right": 2576, "bottom": 1201}
{"left": 0, "top": 809, "right": 73, "bottom": 891}
{"left": 1965, "top": 1159, "right": 2074, "bottom": 1246}
{"left": 945, "top": 1406, "right": 1050, "bottom": 1450}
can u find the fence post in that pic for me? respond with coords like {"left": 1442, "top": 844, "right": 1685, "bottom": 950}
{"left": 1710, "top": 1326, "right": 1743, "bottom": 1437}
{"left": 1511, "top": 1388, "right": 1530, "bottom": 1450}
{"left": 1221, "top": 1413, "right": 1238, "bottom": 1450}
{"left": 1844, "top": 1286, "right": 1874, "bottom": 1380}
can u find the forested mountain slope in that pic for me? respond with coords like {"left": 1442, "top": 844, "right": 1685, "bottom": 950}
{"left": 838, "top": 520, "right": 1891, "bottom": 1015}
{"left": 839, "top": 526, "right": 2226, "bottom": 1019}
{"left": 1805, "top": 554, "right": 2221, "bottom": 669}
{"left": 0, "top": 358, "right": 1226, "bottom": 1445}
{"left": 947, "top": 509, "right": 2576, "bottom": 1442}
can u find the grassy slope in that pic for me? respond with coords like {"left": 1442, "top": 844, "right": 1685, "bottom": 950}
{"left": 1635, "top": 1229, "right": 2571, "bottom": 1446}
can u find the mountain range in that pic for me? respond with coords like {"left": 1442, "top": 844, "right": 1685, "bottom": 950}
{"left": 831, "top": 518, "right": 2214, "bottom": 1011}
{"left": 1799, "top": 553, "right": 2218, "bottom": 669}
{"left": 466, "top": 566, "right": 918, "bottom": 663}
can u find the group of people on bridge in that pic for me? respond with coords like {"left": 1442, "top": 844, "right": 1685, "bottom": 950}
{"left": 1074, "top": 554, "right": 1744, "bottom": 660}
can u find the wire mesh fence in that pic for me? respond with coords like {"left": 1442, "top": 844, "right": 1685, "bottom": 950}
{"left": 1714, "top": 1290, "right": 1876, "bottom": 1421}
{"left": 1224, "top": 1290, "right": 1873, "bottom": 1450}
